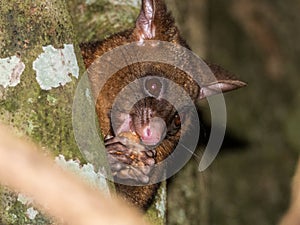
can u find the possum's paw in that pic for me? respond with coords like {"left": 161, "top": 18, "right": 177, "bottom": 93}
{"left": 105, "top": 132, "right": 156, "bottom": 184}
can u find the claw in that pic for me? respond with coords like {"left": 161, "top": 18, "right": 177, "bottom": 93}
{"left": 145, "top": 149, "right": 156, "bottom": 157}
{"left": 105, "top": 135, "right": 156, "bottom": 184}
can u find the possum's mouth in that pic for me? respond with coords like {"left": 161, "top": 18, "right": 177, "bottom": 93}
{"left": 136, "top": 117, "right": 167, "bottom": 147}
{"left": 116, "top": 113, "right": 167, "bottom": 147}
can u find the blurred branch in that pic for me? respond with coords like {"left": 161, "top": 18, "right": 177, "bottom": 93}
{"left": 0, "top": 124, "right": 149, "bottom": 225}
{"left": 279, "top": 160, "right": 300, "bottom": 225}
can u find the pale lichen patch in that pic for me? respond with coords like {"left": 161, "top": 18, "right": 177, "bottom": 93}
{"left": 111, "top": 0, "right": 140, "bottom": 8}
{"left": 155, "top": 186, "right": 166, "bottom": 219}
{"left": 26, "top": 207, "right": 39, "bottom": 220}
{"left": 0, "top": 55, "right": 25, "bottom": 88}
{"left": 55, "top": 155, "right": 110, "bottom": 196}
{"left": 85, "top": 0, "right": 97, "bottom": 5}
{"left": 16, "top": 194, "right": 39, "bottom": 221}
{"left": 85, "top": 88, "right": 92, "bottom": 105}
{"left": 25, "top": 120, "right": 37, "bottom": 135}
{"left": 17, "top": 194, "right": 33, "bottom": 206}
{"left": 33, "top": 44, "right": 79, "bottom": 90}
{"left": 46, "top": 95, "right": 57, "bottom": 106}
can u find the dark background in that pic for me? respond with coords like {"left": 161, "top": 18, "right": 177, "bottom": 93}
{"left": 166, "top": 0, "right": 300, "bottom": 224}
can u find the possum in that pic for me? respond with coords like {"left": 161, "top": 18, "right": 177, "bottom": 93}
{"left": 80, "top": 0, "right": 246, "bottom": 210}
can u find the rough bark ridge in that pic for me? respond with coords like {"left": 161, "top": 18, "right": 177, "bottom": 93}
{"left": 0, "top": 0, "right": 85, "bottom": 224}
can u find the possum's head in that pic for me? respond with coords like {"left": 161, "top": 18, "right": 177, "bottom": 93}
{"left": 90, "top": 0, "right": 245, "bottom": 155}
{"left": 114, "top": 76, "right": 183, "bottom": 148}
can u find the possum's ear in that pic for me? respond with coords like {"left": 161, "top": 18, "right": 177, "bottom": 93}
{"left": 133, "top": 0, "right": 173, "bottom": 42}
{"left": 134, "top": 0, "right": 156, "bottom": 40}
{"left": 199, "top": 63, "right": 246, "bottom": 99}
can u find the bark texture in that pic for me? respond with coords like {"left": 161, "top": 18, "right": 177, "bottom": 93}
{"left": 0, "top": 0, "right": 85, "bottom": 224}
{"left": 0, "top": 0, "right": 165, "bottom": 224}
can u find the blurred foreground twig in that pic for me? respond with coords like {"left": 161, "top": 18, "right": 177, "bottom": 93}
{"left": 0, "top": 124, "right": 149, "bottom": 225}
{"left": 279, "top": 160, "right": 300, "bottom": 225}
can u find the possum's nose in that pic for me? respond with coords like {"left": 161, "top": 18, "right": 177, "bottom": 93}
{"left": 140, "top": 117, "right": 166, "bottom": 146}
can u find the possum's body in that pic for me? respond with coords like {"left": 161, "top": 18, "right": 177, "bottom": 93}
{"left": 80, "top": 0, "right": 245, "bottom": 209}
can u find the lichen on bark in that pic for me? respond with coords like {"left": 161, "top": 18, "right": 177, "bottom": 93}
{"left": 0, "top": 0, "right": 82, "bottom": 158}
{"left": 0, "top": 0, "right": 87, "bottom": 224}
{"left": 66, "top": 0, "right": 140, "bottom": 43}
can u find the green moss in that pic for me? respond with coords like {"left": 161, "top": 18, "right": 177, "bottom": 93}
{"left": 145, "top": 182, "right": 167, "bottom": 225}
{"left": 1, "top": 191, "right": 52, "bottom": 225}
{"left": 0, "top": 0, "right": 75, "bottom": 57}
{"left": 66, "top": 0, "right": 139, "bottom": 43}
{"left": 2, "top": 99, "right": 20, "bottom": 113}
{"left": 0, "top": 0, "right": 87, "bottom": 222}
{"left": 0, "top": 189, "right": 52, "bottom": 225}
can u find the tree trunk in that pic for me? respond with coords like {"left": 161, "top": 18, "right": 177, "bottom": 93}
{"left": 66, "top": 1, "right": 167, "bottom": 225}
{"left": 0, "top": 0, "right": 165, "bottom": 224}
{"left": 165, "top": 1, "right": 210, "bottom": 225}
{"left": 0, "top": 0, "right": 90, "bottom": 224}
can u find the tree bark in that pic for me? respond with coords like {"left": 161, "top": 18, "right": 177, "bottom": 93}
{"left": 66, "top": 1, "right": 166, "bottom": 224}
{"left": 165, "top": 1, "right": 210, "bottom": 225}
{"left": 0, "top": 0, "right": 88, "bottom": 224}
{"left": 0, "top": 0, "right": 165, "bottom": 224}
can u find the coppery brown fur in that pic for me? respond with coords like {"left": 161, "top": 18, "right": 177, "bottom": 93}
{"left": 80, "top": 0, "right": 245, "bottom": 210}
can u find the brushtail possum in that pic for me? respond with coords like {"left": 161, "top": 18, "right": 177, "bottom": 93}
{"left": 80, "top": 0, "right": 246, "bottom": 210}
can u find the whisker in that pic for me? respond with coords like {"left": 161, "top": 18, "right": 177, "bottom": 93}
{"left": 177, "top": 142, "right": 202, "bottom": 163}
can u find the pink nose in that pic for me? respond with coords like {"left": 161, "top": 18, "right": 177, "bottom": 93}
{"left": 140, "top": 117, "right": 167, "bottom": 146}
{"left": 141, "top": 127, "right": 161, "bottom": 146}
{"left": 146, "top": 128, "right": 151, "bottom": 137}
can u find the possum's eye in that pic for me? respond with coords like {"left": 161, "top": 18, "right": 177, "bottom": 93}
{"left": 144, "top": 77, "right": 163, "bottom": 98}
{"left": 174, "top": 114, "right": 181, "bottom": 128}
{"left": 168, "top": 113, "right": 182, "bottom": 135}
